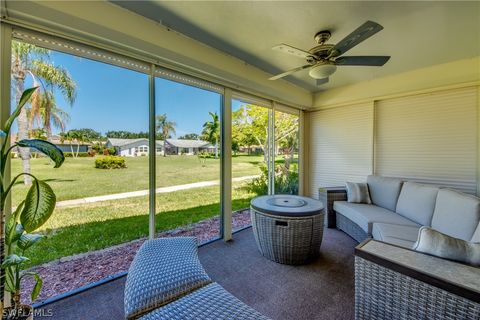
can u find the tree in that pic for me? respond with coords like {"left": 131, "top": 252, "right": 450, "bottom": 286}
{"left": 155, "top": 114, "right": 176, "bottom": 157}
{"left": 231, "top": 105, "right": 298, "bottom": 162}
{"left": 59, "top": 131, "right": 75, "bottom": 155}
{"left": 179, "top": 133, "right": 200, "bottom": 140}
{"left": 11, "top": 41, "right": 76, "bottom": 184}
{"left": 29, "top": 90, "right": 70, "bottom": 141}
{"left": 202, "top": 112, "right": 220, "bottom": 159}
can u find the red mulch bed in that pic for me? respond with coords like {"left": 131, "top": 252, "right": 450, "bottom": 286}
{"left": 21, "top": 209, "right": 251, "bottom": 304}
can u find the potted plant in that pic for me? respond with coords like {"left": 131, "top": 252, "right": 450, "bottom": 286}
{"left": 0, "top": 87, "right": 65, "bottom": 319}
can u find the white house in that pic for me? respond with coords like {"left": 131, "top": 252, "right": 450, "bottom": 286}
{"left": 105, "top": 138, "right": 164, "bottom": 157}
{"left": 105, "top": 138, "right": 214, "bottom": 156}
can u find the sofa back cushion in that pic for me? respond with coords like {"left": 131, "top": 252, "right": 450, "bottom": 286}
{"left": 395, "top": 182, "right": 439, "bottom": 226}
{"left": 367, "top": 175, "right": 403, "bottom": 211}
{"left": 431, "top": 189, "right": 480, "bottom": 241}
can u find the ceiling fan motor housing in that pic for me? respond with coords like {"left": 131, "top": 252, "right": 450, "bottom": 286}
{"left": 309, "top": 62, "right": 337, "bottom": 79}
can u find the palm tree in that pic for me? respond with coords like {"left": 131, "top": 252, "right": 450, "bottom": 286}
{"left": 29, "top": 90, "right": 70, "bottom": 141}
{"left": 156, "top": 114, "right": 176, "bottom": 157}
{"left": 11, "top": 41, "right": 76, "bottom": 184}
{"left": 202, "top": 112, "right": 220, "bottom": 159}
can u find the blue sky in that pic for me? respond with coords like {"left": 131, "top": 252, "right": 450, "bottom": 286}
{"left": 18, "top": 49, "right": 245, "bottom": 137}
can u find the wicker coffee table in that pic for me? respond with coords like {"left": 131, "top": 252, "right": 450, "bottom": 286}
{"left": 250, "top": 195, "right": 324, "bottom": 265}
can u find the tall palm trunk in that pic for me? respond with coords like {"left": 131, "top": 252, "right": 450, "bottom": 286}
{"left": 13, "top": 72, "right": 32, "bottom": 186}
{"left": 215, "top": 138, "right": 218, "bottom": 159}
{"left": 163, "top": 132, "right": 167, "bottom": 157}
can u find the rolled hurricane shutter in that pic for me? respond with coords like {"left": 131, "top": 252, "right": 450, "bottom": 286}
{"left": 308, "top": 103, "right": 374, "bottom": 198}
{"left": 374, "top": 87, "right": 478, "bottom": 194}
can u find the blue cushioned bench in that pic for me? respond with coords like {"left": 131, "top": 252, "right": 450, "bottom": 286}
{"left": 124, "top": 237, "right": 270, "bottom": 320}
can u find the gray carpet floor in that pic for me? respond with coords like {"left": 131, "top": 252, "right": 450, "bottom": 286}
{"left": 36, "top": 227, "right": 357, "bottom": 320}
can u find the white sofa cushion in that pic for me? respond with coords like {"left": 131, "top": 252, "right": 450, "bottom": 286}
{"left": 472, "top": 223, "right": 480, "bottom": 243}
{"left": 431, "top": 189, "right": 480, "bottom": 241}
{"left": 372, "top": 223, "right": 421, "bottom": 248}
{"left": 333, "top": 201, "right": 419, "bottom": 234}
{"left": 367, "top": 175, "right": 403, "bottom": 211}
{"left": 346, "top": 182, "right": 371, "bottom": 204}
{"left": 395, "top": 182, "right": 439, "bottom": 226}
{"left": 413, "top": 226, "right": 480, "bottom": 267}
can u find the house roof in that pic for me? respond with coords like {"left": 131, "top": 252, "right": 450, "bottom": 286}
{"left": 166, "top": 139, "right": 212, "bottom": 148}
{"left": 107, "top": 138, "right": 149, "bottom": 147}
{"left": 107, "top": 138, "right": 214, "bottom": 149}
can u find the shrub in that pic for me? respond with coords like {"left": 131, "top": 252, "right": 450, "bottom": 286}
{"left": 246, "top": 163, "right": 299, "bottom": 195}
{"left": 95, "top": 156, "right": 127, "bottom": 169}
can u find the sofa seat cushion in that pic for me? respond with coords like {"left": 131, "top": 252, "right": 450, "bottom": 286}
{"left": 372, "top": 223, "right": 421, "bottom": 248}
{"left": 140, "top": 283, "right": 271, "bottom": 320}
{"left": 395, "top": 182, "right": 439, "bottom": 226}
{"left": 333, "top": 201, "right": 419, "bottom": 234}
{"left": 124, "top": 237, "right": 212, "bottom": 320}
{"left": 367, "top": 175, "right": 403, "bottom": 211}
{"left": 431, "top": 189, "right": 480, "bottom": 241}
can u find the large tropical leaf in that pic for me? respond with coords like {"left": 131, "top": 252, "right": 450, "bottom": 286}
{"left": 5, "top": 267, "right": 15, "bottom": 293}
{"left": 21, "top": 272, "right": 43, "bottom": 301}
{"left": 5, "top": 201, "right": 25, "bottom": 246}
{"left": 1, "top": 254, "right": 29, "bottom": 269}
{"left": 17, "top": 234, "right": 44, "bottom": 251}
{"left": 20, "top": 180, "right": 56, "bottom": 232}
{"left": 16, "top": 139, "right": 64, "bottom": 168}
{"left": 4, "top": 87, "right": 38, "bottom": 134}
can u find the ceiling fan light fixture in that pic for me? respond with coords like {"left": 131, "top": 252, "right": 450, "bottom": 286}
{"left": 308, "top": 63, "right": 337, "bottom": 79}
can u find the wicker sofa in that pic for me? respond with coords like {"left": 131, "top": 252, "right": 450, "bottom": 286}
{"left": 333, "top": 175, "right": 480, "bottom": 246}
{"left": 330, "top": 175, "right": 480, "bottom": 319}
{"left": 124, "top": 237, "right": 270, "bottom": 320}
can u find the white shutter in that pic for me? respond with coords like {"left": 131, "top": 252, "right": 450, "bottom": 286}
{"left": 231, "top": 91, "right": 272, "bottom": 109}
{"left": 308, "top": 103, "right": 374, "bottom": 198}
{"left": 155, "top": 68, "right": 224, "bottom": 94}
{"left": 12, "top": 28, "right": 150, "bottom": 74}
{"left": 375, "top": 87, "right": 478, "bottom": 194}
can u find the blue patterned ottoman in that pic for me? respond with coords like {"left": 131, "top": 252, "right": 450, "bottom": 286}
{"left": 124, "top": 237, "right": 270, "bottom": 320}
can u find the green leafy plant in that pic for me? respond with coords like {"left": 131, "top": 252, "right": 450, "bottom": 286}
{"left": 94, "top": 156, "right": 126, "bottom": 169}
{"left": 0, "top": 87, "right": 65, "bottom": 318}
{"left": 246, "top": 163, "right": 299, "bottom": 195}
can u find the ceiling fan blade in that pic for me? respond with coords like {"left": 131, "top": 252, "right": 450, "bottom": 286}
{"left": 329, "top": 21, "right": 384, "bottom": 57}
{"left": 335, "top": 56, "right": 390, "bottom": 66}
{"left": 272, "top": 43, "right": 311, "bottom": 59}
{"left": 316, "top": 77, "right": 329, "bottom": 86}
{"left": 269, "top": 64, "right": 312, "bottom": 80}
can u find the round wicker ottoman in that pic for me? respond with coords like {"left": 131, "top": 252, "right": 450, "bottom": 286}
{"left": 250, "top": 195, "right": 324, "bottom": 265}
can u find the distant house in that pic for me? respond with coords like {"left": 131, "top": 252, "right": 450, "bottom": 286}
{"left": 166, "top": 139, "right": 214, "bottom": 155}
{"left": 50, "top": 135, "right": 91, "bottom": 153}
{"left": 105, "top": 138, "right": 214, "bottom": 156}
{"left": 105, "top": 138, "right": 163, "bottom": 156}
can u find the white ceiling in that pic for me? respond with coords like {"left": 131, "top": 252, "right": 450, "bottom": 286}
{"left": 113, "top": 1, "right": 479, "bottom": 92}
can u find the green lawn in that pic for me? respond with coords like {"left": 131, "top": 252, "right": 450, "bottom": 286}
{"left": 11, "top": 154, "right": 264, "bottom": 205}
{"left": 24, "top": 182, "right": 255, "bottom": 267}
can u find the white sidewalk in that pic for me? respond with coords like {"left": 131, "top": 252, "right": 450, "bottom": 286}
{"left": 55, "top": 175, "right": 259, "bottom": 208}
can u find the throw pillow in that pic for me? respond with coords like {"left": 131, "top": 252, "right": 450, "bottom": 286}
{"left": 413, "top": 226, "right": 480, "bottom": 267}
{"left": 346, "top": 182, "right": 372, "bottom": 204}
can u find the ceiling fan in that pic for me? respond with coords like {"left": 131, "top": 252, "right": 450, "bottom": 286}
{"left": 269, "top": 21, "right": 390, "bottom": 86}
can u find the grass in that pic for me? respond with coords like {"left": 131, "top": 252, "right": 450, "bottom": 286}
{"left": 24, "top": 182, "right": 255, "bottom": 267}
{"left": 10, "top": 154, "right": 264, "bottom": 205}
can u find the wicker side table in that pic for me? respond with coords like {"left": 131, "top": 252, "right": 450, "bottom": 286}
{"left": 319, "top": 187, "right": 347, "bottom": 228}
{"left": 250, "top": 195, "right": 324, "bottom": 265}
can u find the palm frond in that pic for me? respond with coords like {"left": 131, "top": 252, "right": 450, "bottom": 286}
{"left": 31, "top": 60, "right": 77, "bottom": 105}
